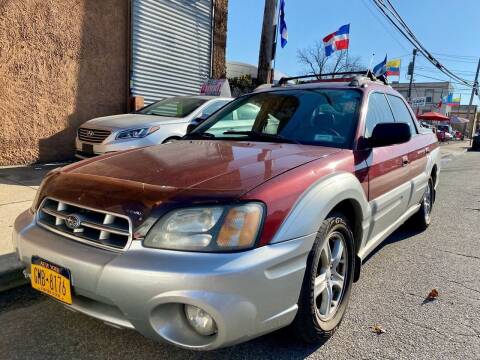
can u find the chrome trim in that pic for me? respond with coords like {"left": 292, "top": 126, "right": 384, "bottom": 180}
{"left": 78, "top": 128, "right": 111, "bottom": 143}
{"left": 36, "top": 197, "right": 133, "bottom": 253}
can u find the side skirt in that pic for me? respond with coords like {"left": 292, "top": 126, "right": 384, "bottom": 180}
{"left": 357, "top": 203, "right": 421, "bottom": 261}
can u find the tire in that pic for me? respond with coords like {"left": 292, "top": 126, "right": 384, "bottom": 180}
{"left": 291, "top": 212, "right": 355, "bottom": 343}
{"left": 410, "top": 177, "right": 434, "bottom": 231}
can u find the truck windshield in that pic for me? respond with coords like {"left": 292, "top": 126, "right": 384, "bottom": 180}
{"left": 189, "top": 89, "right": 362, "bottom": 148}
{"left": 137, "top": 97, "right": 208, "bottom": 118}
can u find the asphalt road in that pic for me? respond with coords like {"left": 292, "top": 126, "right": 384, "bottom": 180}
{"left": 2, "top": 150, "right": 480, "bottom": 359}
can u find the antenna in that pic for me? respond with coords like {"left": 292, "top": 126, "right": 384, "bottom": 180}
{"left": 367, "top": 53, "right": 375, "bottom": 73}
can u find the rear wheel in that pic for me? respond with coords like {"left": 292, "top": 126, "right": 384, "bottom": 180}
{"left": 410, "top": 177, "right": 434, "bottom": 230}
{"left": 292, "top": 213, "right": 355, "bottom": 343}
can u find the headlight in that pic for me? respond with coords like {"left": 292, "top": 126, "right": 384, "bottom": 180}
{"left": 116, "top": 126, "right": 159, "bottom": 139}
{"left": 143, "top": 203, "right": 264, "bottom": 252}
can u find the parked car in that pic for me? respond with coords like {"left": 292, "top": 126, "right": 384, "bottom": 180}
{"left": 14, "top": 73, "right": 440, "bottom": 350}
{"left": 436, "top": 124, "right": 456, "bottom": 141}
{"left": 75, "top": 96, "right": 232, "bottom": 159}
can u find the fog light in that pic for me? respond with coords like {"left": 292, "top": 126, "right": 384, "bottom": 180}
{"left": 184, "top": 304, "right": 217, "bottom": 336}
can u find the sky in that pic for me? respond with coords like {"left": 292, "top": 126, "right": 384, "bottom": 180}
{"left": 226, "top": 0, "right": 480, "bottom": 105}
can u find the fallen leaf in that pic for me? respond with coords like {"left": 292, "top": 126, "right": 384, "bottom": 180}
{"left": 426, "top": 288, "right": 439, "bottom": 301}
{"left": 371, "top": 324, "right": 386, "bottom": 334}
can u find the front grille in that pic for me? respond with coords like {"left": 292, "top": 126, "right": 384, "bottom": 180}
{"left": 78, "top": 128, "right": 111, "bottom": 143}
{"left": 37, "top": 198, "right": 132, "bottom": 251}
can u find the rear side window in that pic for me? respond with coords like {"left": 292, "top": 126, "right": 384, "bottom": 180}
{"left": 365, "top": 93, "right": 395, "bottom": 137}
{"left": 387, "top": 95, "right": 418, "bottom": 135}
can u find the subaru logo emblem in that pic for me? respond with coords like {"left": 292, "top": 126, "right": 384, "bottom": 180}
{"left": 86, "top": 130, "right": 95, "bottom": 137}
{"left": 65, "top": 214, "right": 82, "bottom": 229}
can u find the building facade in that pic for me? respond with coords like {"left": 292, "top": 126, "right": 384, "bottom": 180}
{"left": 391, "top": 81, "right": 453, "bottom": 115}
{"left": 0, "top": 0, "right": 227, "bottom": 166}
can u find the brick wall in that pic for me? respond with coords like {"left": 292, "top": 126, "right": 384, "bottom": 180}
{"left": 0, "top": 0, "right": 128, "bottom": 165}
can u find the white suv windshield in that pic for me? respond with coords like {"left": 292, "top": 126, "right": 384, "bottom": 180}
{"left": 138, "top": 97, "right": 208, "bottom": 117}
{"left": 190, "top": 89, "right": 362, "bottom": 148}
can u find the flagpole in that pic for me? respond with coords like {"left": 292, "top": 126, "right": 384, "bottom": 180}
{"left": 367, "top": 53, "right": 375, "bottom": 73}
{"left": 271, "top": 0, "right": 280, "bottom": 83}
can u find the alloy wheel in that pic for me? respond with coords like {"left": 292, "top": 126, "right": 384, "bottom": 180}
{"left": 314, "top": 232, "right": 348, "bottom": 321}
{"left": 423, "top": 181, "right": 432, "bottom": 223}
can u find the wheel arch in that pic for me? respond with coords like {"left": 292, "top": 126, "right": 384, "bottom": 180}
{"left": 162, "top": 135, "right": 183, "bottom": 144}
{"left": 271, "top": 172, "right": 370, "bottom": 243}
{"left": 270, "top": 172, "right": 370, "bottom": 282}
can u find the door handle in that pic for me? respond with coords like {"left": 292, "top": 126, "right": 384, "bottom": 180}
{"left": 425, "top": 147, "right": 430, "bottom": 154}
{"left": 402, "top": 156, "right": 410, "bottom": 166}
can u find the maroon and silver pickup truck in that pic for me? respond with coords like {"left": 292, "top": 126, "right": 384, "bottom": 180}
{"left": 14, "top": 72, "right": 440, "bottom": 350}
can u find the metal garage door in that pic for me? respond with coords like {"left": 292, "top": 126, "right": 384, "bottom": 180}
{"left": 131, "top": 0, "right": 213, "bottom": 104}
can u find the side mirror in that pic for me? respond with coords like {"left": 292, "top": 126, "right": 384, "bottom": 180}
{"left": 368, "top": 122, "right": 411, "bottom": 148}
{"left": 186, "top": 117, "right": 207, "bottom": 134}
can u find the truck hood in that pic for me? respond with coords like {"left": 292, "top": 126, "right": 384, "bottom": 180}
{"left": 84, "top": 113, "right": 186, "bottom": 130}
{"left": 39, "top": 141, "right": 341, "bottom": 226}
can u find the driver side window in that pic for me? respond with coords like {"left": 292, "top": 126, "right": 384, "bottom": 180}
{"left": 365, "top": 93, "right": 395, "bottom": 137}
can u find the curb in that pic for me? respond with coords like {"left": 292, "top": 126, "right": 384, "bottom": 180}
{"left": 0, "top": 252, "right": 27, "bottom": 292}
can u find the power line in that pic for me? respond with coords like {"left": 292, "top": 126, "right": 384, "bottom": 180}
{"left": 431, "top": 52, "right": 477, "bottom": 60}
{"left": 370, "top": 0, "right": 473, "bottom": 88}
{"left": 360, "top": 0, "right": 410, "bottom": 53}
{"left": 415, "top": 66, "right": 477, "bottom": 76}
{"left": 415, "top": 72, "right": 473, "bottom": 86}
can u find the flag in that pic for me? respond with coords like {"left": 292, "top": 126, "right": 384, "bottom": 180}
{"left": 386, "top": 59, "right": 401, "bottom": 76}
{"left": 323, "top": 24, "right": 350, "bottom": 57}
{"left": 373, "top": 55, "right": 387, "bottom": 76}
{"left": 279, "top": 0, "right": 288, "bottom": 48}
{"left": 443, "top": 93, "right": 460, "bottom": 106}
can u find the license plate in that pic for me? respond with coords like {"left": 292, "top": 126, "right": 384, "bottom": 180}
{"left": 82, "top": 143, "right": 94, "bottom": 154}
{"left": 31, "top": 257, "right": 72, "bottom": 305}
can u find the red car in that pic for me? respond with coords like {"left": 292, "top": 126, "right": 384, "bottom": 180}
{"left": 14, "top": 72, "right": 441, "bottom": 350}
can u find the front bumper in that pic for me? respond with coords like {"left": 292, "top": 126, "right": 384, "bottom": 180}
{"left": 74, "top": 137, "right": 159, "bottom": 159}
{"left": 14, "top": 210, "right": 314, "bottom": 350}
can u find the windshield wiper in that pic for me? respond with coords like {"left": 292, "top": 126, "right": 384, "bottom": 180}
{"left": 183, "top": 132, "right": 216, "bottom": 140}
{"left": 222, "top": 130, "right": 301, "bottom": 144}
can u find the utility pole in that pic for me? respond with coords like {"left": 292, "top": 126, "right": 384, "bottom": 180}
{"left": 407, "top": 48, "right": 418, "bottom": 101}
{"left": 468, "top": 58, "right": 480, "bottom": 146}
{"left": 257, "top": 0, "right": 278, "bottom": 85}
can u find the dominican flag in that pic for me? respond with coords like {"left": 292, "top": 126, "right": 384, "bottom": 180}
{"left": 373, "top": 55, "right": 387, "bottom": 76}
{"left": 279, "top": 0, "right": 288, "bottom": 48}
{"left": 323, "top": 24, "right": 350, "bottom": 57}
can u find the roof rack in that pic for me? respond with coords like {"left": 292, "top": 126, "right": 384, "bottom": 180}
{"left": 277, "top": 70, "right": 388, "bottom": 86}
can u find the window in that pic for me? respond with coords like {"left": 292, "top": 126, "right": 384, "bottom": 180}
{"left": 387, "top": 94, "right": 418, "bottom": 135}
{"left": 425, "top": 89, "right": 434, "bottom": 103}
{"left": 198, "top": 100, "right": 231, "bottom": 118}
{"left": 193, "top": 89, "right": 362, "bottom": 148}
{"left": 364, "top": 93, "right": 395, "bottom": 137}
{"left": 137, "top": 97, "right": 208, "bottom": 117}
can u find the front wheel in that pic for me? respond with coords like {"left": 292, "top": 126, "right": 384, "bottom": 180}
{"left": 291, "top": 213, "right": 355, "bottom": 343}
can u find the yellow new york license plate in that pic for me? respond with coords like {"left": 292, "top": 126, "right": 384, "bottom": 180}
{"left": 31, "top": 256, "right": 72, "bottom": 305}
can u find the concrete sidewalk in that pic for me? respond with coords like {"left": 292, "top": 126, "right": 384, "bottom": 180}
{"left": 0, "top": 163, "right": 64, "bottom": 290}
{"left": 0, "top": 164, "right": 62, "bottom": 256}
